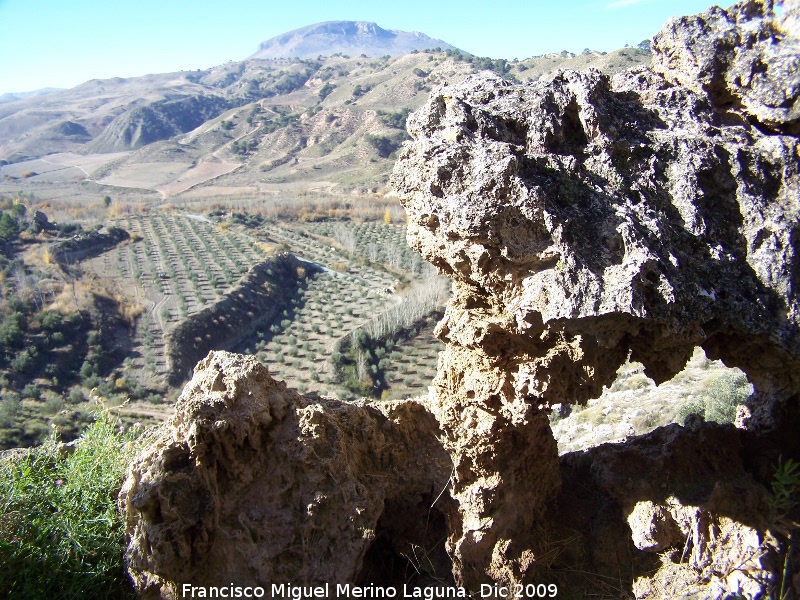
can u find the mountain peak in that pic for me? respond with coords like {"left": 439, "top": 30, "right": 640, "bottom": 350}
{"left": 249, "top": 21, "right": 459, "bottom": 59}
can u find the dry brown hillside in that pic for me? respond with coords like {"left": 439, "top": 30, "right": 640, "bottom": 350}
{"left": 0, "top": 48, "right": 649, "bottom": 201}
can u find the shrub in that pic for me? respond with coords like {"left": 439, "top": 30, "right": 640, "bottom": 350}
{"left": 704, "top": 372, "right": 752, "bottom": 423}
{"left": 11, "top": 350, "right": 35, "bottom": 374}
{"left": 377, "top": 109, "right": 411, "bottom": 130}
{"left": 623, "top": 372, "right": 652, "bottom": 391}
{"left": 68, "top": 388, "right": 84, "bottom": 405}
{"left": 0, "top": 413, "right": 146, "bottom": 598}
{"left": 0, "top": 392, "right": 21, "bottom": 426}
{"left": 0, "top": 312, "right": 26, "bottom": 348}
{"left": 365, "top": 134, "right": 405, "bottom": 159}
{"left": 40, "top": 312, "right": 62, "bottom": 332}
{"left": 44, "top": 396, "right": 64, "bottom": 415}
{"left": 676, "top": 372, "right": 752, "bottom": 425}
{"left": 80, "top": 360, "right": 96, "bottom": 379}
{"left": 21, "top": 383, "right": 39, "bottom": 400}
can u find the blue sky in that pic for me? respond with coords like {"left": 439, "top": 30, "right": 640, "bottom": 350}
{"left": 0, "top": 0, "right": 726, "bottom": 94}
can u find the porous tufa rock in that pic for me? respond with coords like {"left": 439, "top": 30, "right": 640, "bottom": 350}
{"left": 652, "top": 0, "right": 800, "bottom": 134}
{"left": 391, "top": 0, "right": 799, "bottom": 590}
{"left": 119, "top": 351, "right": 451, "bottom": 598}
{"left": 627, "top": 500, "right": 682, "bottom": 552}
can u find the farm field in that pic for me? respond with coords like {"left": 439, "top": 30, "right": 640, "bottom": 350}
{"left": 233, "top": 219, "right": 446, "bottom": 399}
{"left": 0, "top": 152, "right": 131, "bottom": 182}
{"left": 71, "top": 209, "right": 448, "bottom": 423}
{"left": 81, "top": 213, "right": 273, "bottom": 391}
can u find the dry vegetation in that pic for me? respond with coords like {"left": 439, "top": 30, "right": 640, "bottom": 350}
{"left": 549, "top": 347, "right": 752, "bottom": 454}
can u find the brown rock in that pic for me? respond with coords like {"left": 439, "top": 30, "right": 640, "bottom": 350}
{"left": 390, "top": 0, "right": 799, "bottom": 592}
{"left": 627, "top": 500, "right": 681, "bottom": 552}
{"left": 119, "top": 351, "right": 452, "bottom": 598}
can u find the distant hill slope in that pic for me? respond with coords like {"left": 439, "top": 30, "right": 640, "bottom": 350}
{"left": 0, "top": 88, "right": 63, "bottom": 104}
{"left": 0, "top": 47, "right": 650, "bottom": 195}
{"left": 250, "top": 21, "right": 459, "bottom": 59}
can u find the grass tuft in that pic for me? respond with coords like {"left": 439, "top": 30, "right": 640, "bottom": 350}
{"left": 0, "top": 413, "right": 147, "bottom": 599}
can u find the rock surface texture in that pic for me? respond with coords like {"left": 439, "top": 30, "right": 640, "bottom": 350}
{"left": 122, "top": 1, "right": 800, "bottom": 598}
{"left": 391, "top": 0, "right": 798, "bottom": 593}
{"left": 120, "top": 352, "right": 452, "bottom": 598}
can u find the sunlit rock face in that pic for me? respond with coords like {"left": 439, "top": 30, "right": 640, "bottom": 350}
{"left": 120, "top": 351, "right": 452, "bottom": 598}
{"left": 391, "top": 0, "right": 798, "bottom": 590}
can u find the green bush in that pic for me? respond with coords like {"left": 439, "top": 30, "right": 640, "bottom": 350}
{"left": 377, "top": 109, "right": 411, "bottom": 130}
{"left": 68, "top": 388, "right": 84, "bottom": 405}
{"left": 39, "top": 312, "right": 62, "bottom": 332}
{"left": 43, "top": 396, "right": 64, "bottom": 415}
{"left": 676, "top": 372, "right": 752, "bottom": 425}
{"left": 364, "top": 134, "right": 406, "bottom": 158}
{"left": 0, "top": 414, "right": 146, "bottom": 598}
{"left": 0, "top": 312, "right": 26, "bottom": 348}
{"left": 20, "top": 383, "right": 39, "bottom": 400}
{"left": 0, "top": 392, "right": 21, "bottom": 426}
{"left": 318, "top": 82, "right": 335, "bottom": 100}
{"left": 11, "top": 349, "right": 36, "bottom": 374}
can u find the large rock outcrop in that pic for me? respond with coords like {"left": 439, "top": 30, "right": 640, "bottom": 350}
{"left": 390, "top": 0, "right": 798, "bottom": 591}
{"left": 120, "top": 351, "right": 452, "bottom": 598}
{"left": 122, "top": 1, "right": 799, "bottom": 598}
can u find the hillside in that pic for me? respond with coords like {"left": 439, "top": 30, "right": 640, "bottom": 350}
{"left": 0, "top": 47, "right": 650, "bottom": 200}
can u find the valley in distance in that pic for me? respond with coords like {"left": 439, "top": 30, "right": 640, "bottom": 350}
{"left": 0, "top": 20, "right": 741, "bottom": 456}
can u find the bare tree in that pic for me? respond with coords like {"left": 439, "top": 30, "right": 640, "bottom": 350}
{"left": 333, "top": 224, "right": 356, "bottom": 255}
{"left": 366, "top": 242, "right": 380, "bottom": 263}
{"left": 356, "top": 351, "right": 369, "bottom": 381}
{"left": 364, "top": 272, "right": 450, "bottom": 340}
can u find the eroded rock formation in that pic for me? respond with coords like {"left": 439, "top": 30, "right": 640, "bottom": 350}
{"left": 122, "top": 1, "right": 800, "bottom": 598}
{"left": 390, "top": 0, "right": 798, "bottom": 591}
{"left": 120, "top": 351, "right": 452, "bottom": 598}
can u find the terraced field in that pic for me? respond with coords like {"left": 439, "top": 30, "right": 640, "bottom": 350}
{"left": 380, "top": 314, "right": 443, "bottom": 400}
{"left": 78, "top": 210, "right": 448, "bottom": 413}
{"left": 83, "top": 214, "right": 272, "bottom": 386}
{"left": 238, "top": 219, "right": 447, "bottom": 399}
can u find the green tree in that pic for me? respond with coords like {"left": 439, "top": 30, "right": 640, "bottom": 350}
{"left": 0, "top": 211, "right": 20, "bottom": 245}
{"left": 0, "top": 312, "right": 26, "bottom": 348}
{"left": 365, "top": 134, "right": 405, "bottom": 158}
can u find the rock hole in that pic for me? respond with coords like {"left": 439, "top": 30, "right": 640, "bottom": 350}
{"left": 355, "top": 496, "right": 453, "bottom": 588}
{"left": 560, "top": 100, "right": 589, "bottom": 150}
{"left": 550, "top": 347, "right": 753, "bottom": 454}
{"left": 162, "top": 445, "right": 193, "bottom": 472}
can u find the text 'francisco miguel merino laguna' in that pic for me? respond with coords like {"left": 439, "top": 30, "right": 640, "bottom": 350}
{"left": 180, "top": 584, "right": 470, "bottom": 599}
{"left": 272, "top": 584, "right": 468, "bottom": 598}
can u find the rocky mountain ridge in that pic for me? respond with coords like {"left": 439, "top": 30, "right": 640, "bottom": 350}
{"left": 250, "top": 21, "right": 459, "bottom": 59}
